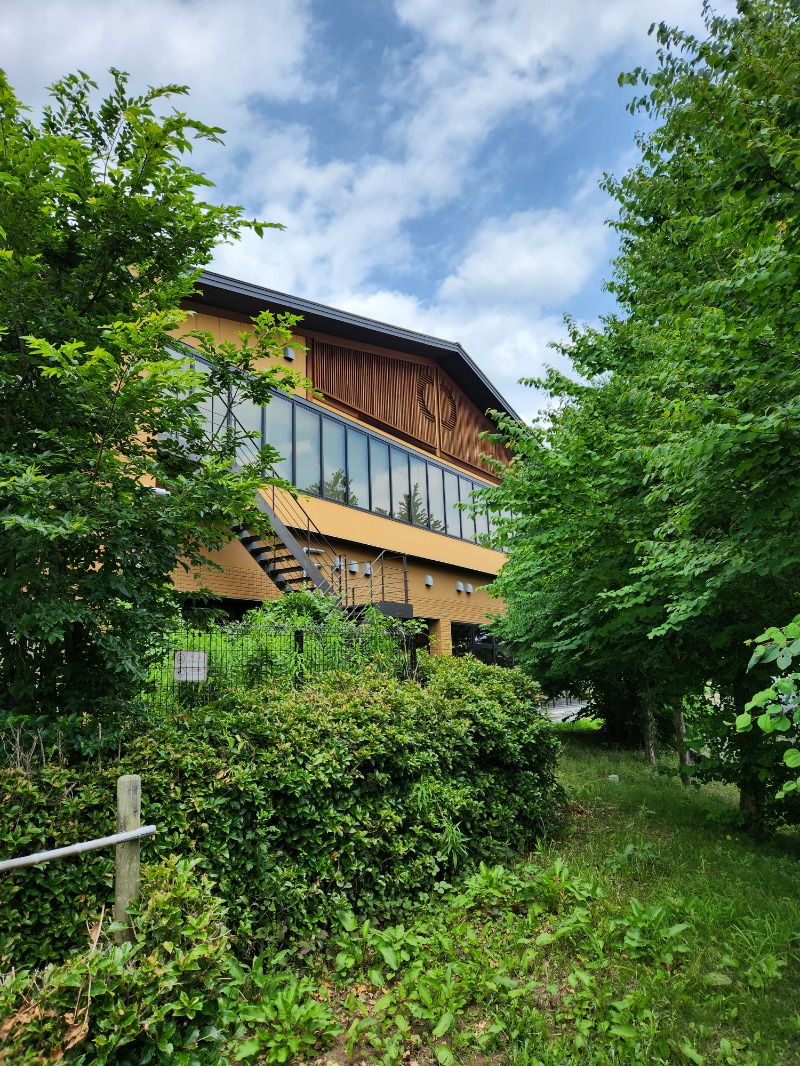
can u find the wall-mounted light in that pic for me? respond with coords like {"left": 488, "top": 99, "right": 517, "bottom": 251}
{"left": 283, "top": 346, "right": 295, "bottom": 361}
{"left": 333, "top": 556, "right": 343, "bottom": 571}
{"left": 363, "top": 563, "right": 373, "bottom": 576}
{"left": 348, "top": 561, "right": 359, "bottom": 574}
{"left": 424, "top": 575, "right": 433, "bottom": 587}
{"left": 455, "top": 581, "right": 464, "bottom": 592}
{"left": 465, "top": 583, "right": 473, "bottom": 594}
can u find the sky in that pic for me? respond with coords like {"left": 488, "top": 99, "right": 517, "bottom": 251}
{"left": 1, "top": 0, "right": 732, "bottom": 421}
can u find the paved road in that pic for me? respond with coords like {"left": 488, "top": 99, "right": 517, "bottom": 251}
{"left": 546, "top": 702, "right": 589, "bottom": 723}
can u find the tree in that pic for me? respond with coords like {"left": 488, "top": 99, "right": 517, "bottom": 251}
{"left": 0, "top": 69, "right": 299, "bottom": 724}
{"left": 482, "top": 0, "right": 800, "bottom": 822}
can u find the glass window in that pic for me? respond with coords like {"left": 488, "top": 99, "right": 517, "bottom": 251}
{"left": 427, "top": 465, "right": 446, "bottom": 533}
{"left": 391, "top": 448, "right": 410, "bottom": 522}
{"left": 444, "top": 471, "right": 461, "bottom": 538}
{"left": 459, "top": 477, "right": 477, "bottom": 542}
{"left": 347, "top": 428, "right": 369, "bottom": 510}
{"left": 234, "top": 396, "right": 262, "bottom": 464}
{"left": 245, "top": 388, "right": 496, "bottom": 537}
{"left": 410, "top": 456, "right": 428, "bottom": 527}
{"left": 370, "top": 439, "right": 390, "bottom": 515}
{"left": 194, "top": 361, "right": 229, "bottom": 440}
{"left": 264, "top": 394, "right": 293, "bottom": 481}
{"left": 451, "top": 622, "right": 473, "bottom": 656}
{"left": 322, "top": 418, "right": 347, "bottom": 502}
{"left": 295, "top": 406, "right": 321, "bottom": 494}
{"left": 475, "top": 508, "right": 490, "bottom": 542}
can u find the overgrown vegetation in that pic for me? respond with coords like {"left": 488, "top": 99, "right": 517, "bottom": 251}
{"left": 0, "top": 657, "right": 561, "bottom": 972}
{"left": 3, "top": 731, "right": 798, "bottom": 1065}
{"left": 0, "top": 68, "right": 300, "bottom": 723}
{"left": 145, "top": 594, "right": 417, "bottom": 712}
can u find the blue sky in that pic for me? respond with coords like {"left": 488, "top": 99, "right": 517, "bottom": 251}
{"left": 2, "top": 0, "right": 732, "bottom": 421}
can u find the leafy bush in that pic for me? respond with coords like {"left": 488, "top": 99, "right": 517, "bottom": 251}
{"left": 678, "top": 616, "right": 800, "bottom": 833}
{"left": 0, "top": 659, "right": 563, "bottom": 971}
{"left": 0, "top": 857, "right": 341, "bottom": 1065}
{"left": 738, "top": 616, "right": 800, "bottom": 801}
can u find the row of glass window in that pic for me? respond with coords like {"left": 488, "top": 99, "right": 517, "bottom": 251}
{"left": 195, "top": 361, "right": 501, "bottom": 543}
{"left": 451, "top": 622, "right": 514, "bottom": 667}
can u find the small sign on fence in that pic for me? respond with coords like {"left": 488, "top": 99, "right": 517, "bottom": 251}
{"left": 173, "top": 650, "right": 208, "bottom": 683}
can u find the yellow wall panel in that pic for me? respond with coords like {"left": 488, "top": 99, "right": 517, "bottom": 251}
{"left": 170, "top": 299, "right": 509, "bottom": 649}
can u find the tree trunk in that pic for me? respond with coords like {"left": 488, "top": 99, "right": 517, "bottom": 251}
{"left": 643, "top": 700, "right": 657, "bottom": 766}
{"left": 739, "top": 783, "right": 766, "bottom": 837}
{"left": 673, "top": 701, "right": 692, "bottom": 786}
{"left": 732, "top": 679, "right": 767, "bottom": 835}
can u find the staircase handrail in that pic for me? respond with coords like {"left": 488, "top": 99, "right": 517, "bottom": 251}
{"left": 229, "top": 410, "right": 341, "bottom": 568}
{"left": 228, "top": 406, "right": 409, "bottom": 606}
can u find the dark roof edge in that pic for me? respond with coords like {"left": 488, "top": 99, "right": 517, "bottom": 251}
{"left": 194, "top": 270, "right": 521, "bottom": 421}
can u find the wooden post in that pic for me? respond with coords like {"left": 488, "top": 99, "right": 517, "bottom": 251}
{"left": 115, "top": 774, "right": 141, "bottom": 945}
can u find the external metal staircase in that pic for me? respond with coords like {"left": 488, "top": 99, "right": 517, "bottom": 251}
{"left": 235, "top": 482, "right": 412, "bottom": 617}
{"left": 231, "top": 415, "right": 411, "bottom": 617}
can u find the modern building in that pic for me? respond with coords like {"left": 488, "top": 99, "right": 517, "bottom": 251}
{"left": 172, "top": 271, "right": 518, "bottom": 658}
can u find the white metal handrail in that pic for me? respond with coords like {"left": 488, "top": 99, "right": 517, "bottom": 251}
{"left": 0, "top": 826, "right": 157, "bottom": 873}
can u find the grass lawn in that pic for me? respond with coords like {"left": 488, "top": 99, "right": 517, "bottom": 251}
{"left": 290, "top": 725, "right": 800, "bottom": 1066}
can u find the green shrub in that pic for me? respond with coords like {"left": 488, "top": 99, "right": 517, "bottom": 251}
{"left": 0, "top": 857, "right": 341, "bottom": 1065}
{"left": 0, "top": 660, "right": 563, "bottom": 971}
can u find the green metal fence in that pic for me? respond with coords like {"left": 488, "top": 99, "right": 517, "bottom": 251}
{"left": 142, "top": 622, "right": 415, "bottom": 713}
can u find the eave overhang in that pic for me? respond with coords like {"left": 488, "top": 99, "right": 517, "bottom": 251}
{"left": 190, "top": 270, "right": 521, "bottom": 422}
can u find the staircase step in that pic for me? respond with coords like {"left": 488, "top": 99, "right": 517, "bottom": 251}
{"left": 269, "top": 563, "right": 306, "bottom": 577}
{"left": 233, "top": 493, "right": 349, "bottom": 601}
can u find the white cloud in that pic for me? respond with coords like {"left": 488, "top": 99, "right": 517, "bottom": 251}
{"left": 0, "top": 0, "right": 736, "bottom": 423}
{"left": 322, "top": 187, "right": 611, "bottom": 422}
{"left": 439, "top": 204, "right": 609, "bottom": 308}
{"left": 0, "top": 0, "right": 313, "bottom": 111}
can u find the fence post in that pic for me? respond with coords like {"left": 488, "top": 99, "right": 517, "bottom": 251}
{"left": 294, "top": 628, "right": 305, "bottom": 684}
{"left": 115, "top": 774, "right": 141, "bottom": 946}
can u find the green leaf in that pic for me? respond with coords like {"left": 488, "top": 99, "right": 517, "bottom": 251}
{"left": 433, "top": 1012, "right": 455, "bottom": 1038}
{"left": 610, "top": 1023, "right": 638, "bottom": 1040}
{"left": 234, "top": 1038, "right": 263, "bottom": 1061}
{"left": 435, "top": 1046, "right": 455, "bottom": 1066}
{"left": 680, "top": 1041, "right": 705, "bottom": 1064}
{"left": 747, "top": 645, "right": 766, "bottom": 671}
{"left": 379, "top": 944, "right": 400, "bottom": 970}
{"left": 777, "top": 648, "right": 793, "bottom": 670}
{"left": 735, "top": 713, "right": 752, "bottom": 732}
{"left": 336, "top": 909, "right": 358, "bottom": 932}
{"left": 784, "top": 749, "right": 800, "bottom": 768}
{"left": 666, "top": 922, "right": 690, "bottom": 938}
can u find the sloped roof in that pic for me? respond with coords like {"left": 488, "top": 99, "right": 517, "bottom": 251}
{"left": 192, "top": 270, "right": 520, "bottom": 421}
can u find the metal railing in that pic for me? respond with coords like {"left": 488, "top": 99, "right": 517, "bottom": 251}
{"left": 0, "top": 775, "right": 155, "bottom": 946}
{"left": 335, "top": 549, "right": 409, "bottom": 610}
{"left": 232, "top": 409, "right": 410, "bottom": 610}
{"left": 142, "top": 622, "right": 416, "bottom": 714}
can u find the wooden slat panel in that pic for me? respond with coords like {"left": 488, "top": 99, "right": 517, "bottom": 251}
{"left": 314, "top": 342, "right": 438, "bottom": 448}
{"left": 438, "top": 373, "right": 510, "bottom": 472}
{"left": 313, "top": 341, "right": 511, "bottom": 473}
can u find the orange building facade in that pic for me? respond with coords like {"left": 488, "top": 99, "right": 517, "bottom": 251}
{"left": 173, "top": 271, "right": 518, "bottom": 659}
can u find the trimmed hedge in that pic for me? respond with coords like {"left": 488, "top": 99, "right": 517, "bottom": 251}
{"left": 0, "top": 657, "right": 563, "bottom": 969}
